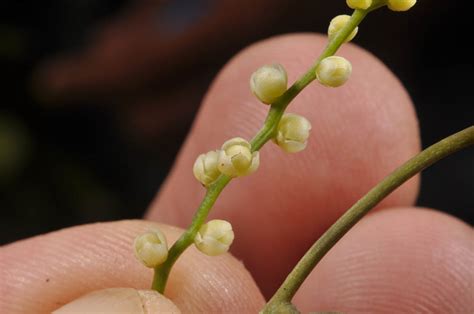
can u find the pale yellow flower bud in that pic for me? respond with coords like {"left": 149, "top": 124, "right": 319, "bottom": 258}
{"left": 218, "top": 137, "right": 259, "bottom": 177}
{"left": 250, "top": 64, "right": 288, "bottom": 104}
{"left": 346, "top": 0, "right": 372, "bottom": 10}
{"left": 387, "top": 0, "right": 416, "bottom": 11}
{"left": 194, "top": 219, "right": 234, "bottom": 256}
{"left": 193, "top": 150, "right": 221, "bottom": 186}
{"left": 316, "top": 56, "right": 352, "bottom": 88}
{"left": 273, "top": 113, "right": 312, "bottom": 153}
{"left": 328, "top": 15, "right": 358, "bottom": 43}
{"left": 133, "top": 229, "right": 168, "bottom": 268}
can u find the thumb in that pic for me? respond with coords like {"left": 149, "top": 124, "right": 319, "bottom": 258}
{"left": 53, "top": 288, "right": 180, "bottom": 313}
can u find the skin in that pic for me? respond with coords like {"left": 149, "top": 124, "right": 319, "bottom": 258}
{"left": 2, "top": 34, "right": 473, "bottom": 313}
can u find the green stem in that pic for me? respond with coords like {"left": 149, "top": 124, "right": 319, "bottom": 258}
{"left": 152, "top": 175, "right": 231, "bottom": 292}
{"left": 152, "top": 9, "right": 368, "bottom": 293}
{"left": 262, "top": 125, "right": 474, "bottom": 313}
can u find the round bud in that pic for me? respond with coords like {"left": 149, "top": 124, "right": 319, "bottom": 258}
{"left": 193, "top": 150, "right": 221, "bottom": 186}
{"left": 273, "top": 113, "right": 312, "bottom": 153}
{"left": 133, "top": 229, "right": 168, "bottom": 268}
{"left": 250, "top": 64, "right": 288, "bottom": 104}
{"left": 328, "top": 15, "right": 358, "bottom": 43}
{"left": 316, "top": 56, "right": 352, "bottom": 88}
{"left": 346, "top": 0, "right": 372, "bottom": 10}
{"left": 194, "top": 220, "right": 234, "bottom": 256}
{"left": 387, "top": 0, "right": 416, "bottom": 11}
{"left": 218, "top": 137, "right": 259, "bottom": 177}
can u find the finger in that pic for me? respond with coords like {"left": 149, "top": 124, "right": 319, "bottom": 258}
{"left": 146, "top": 33, "right": 420, "bottom": 295}
{"left": 0, "top": 220, "right": 264, "bottom": 313}
{"left": 53, "top": 288, "right": 180, "bottom": 314}
{"left": 293, "top": 208, "right": 474, "bottom": 313}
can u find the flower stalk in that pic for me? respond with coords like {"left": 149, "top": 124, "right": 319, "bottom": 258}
{"left": 151, "top": 8, "right": 368, "bottom": 294}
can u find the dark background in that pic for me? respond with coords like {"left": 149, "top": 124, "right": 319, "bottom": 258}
{"left": 1, "top": 0, "right": 472, "bottom": 245}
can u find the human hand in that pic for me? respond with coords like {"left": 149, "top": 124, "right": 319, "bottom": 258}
{"left": 3, "top": 34, "right": 472, "bottom": 313}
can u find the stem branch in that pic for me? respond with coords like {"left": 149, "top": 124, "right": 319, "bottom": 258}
{"left": 263, "top": 125, "right": 474, "bottom": 313}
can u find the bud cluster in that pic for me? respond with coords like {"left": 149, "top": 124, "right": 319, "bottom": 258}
{"left": 193, "top": 150, "right": 221, "bottom": 187}
{"left": 346, "top": 0, "right": 416, "bottom": 11}
{"left": 328, "top": 15, "right": 358, "bottom": 43}
{"left": 250, "top": 64, "right": 288, "bottom": 104}
{"left": 193, "top": 137, "right": 259, "bottom": 186}
{"left": 347, "top": 0, "right": 372, "bottom": 10}
{"left": 316, "top": 56, "right": 352, "bottom": 88}
{"left": 194, "top": 219, "right": 235, "bottom": 256}
{"left": 134, "top": 229, "right": 169, "bottom": 268}
{"left": 387, "top": 0, "right": 416, "bottom": 12}
{"left": 274, "top": 114, "right": 312, "bottom": 153}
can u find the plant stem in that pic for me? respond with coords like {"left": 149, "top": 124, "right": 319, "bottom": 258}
{"left": 152, "top": 175, "right": 231, "bottom": 292}
{"left": 152, "top": 9, "right": 368, "bottom": 293}
{"left": 262, "top": 125, "right": 474, "bottom": 313}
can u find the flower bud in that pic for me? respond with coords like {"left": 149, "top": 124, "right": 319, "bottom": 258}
{"left": 328, "top": 15, "right": 358, "bottom": 43}
{"left": 193, "top": 150, "right": 221, "bottom": 186}
{"left": 133, "top": 229, "right": 168, "bottom": 268}
{"left": 316, "top": 56, "right": 352, "bottom": 88}
{"left": 387, "top": 0, "right": 416, "bottom": 11}
{"left": 218, "top": 137, "right": 259, "bottom": 177}
{"left": 194, "top": 220, "right": 234, "bottom": 256}
{"left": 273, "top": 113, "right": 312, "bottom": 153}
{"left": 346, "top": 0, "right": 372, "bottom": 10}
{"left": 250, "top": 64, "right": 288, "bottom": 104}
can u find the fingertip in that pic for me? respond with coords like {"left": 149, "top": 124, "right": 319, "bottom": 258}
{"left": 52, "top": 288, "right": 181, "bottom": 313}
{"left": 0, "top": 220, "right": 264, "bottom": 313}
{"left": 137, "top": 290, "right": 182, "bottom": 313}
{"left": 293, "top": 208, "right": 474, "bottom": 313}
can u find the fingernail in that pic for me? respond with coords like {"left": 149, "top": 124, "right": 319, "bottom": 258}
{"left": 53, "top": 288, "right": 180, "bottom": 313}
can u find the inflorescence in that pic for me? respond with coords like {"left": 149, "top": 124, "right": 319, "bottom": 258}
{"left": 132, "top": 0, "right": 417, "bottom": 295}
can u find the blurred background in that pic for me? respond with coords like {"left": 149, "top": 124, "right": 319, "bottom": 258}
{"left": 1, "top": 0, "right": 472, "bottom": 244}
